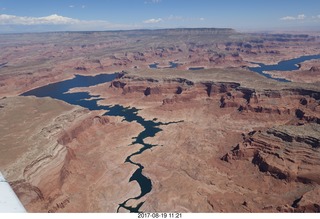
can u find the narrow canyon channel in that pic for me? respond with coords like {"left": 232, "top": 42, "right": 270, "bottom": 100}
{"left": 20, "top": 73, "right": 181, "bottom": 212}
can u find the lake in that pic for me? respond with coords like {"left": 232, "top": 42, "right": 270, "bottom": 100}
{"left": 249, "top": 54, "right": 320, "bottom": 82}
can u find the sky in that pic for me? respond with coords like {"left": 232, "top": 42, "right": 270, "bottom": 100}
{"left": 0, "top": 0, "right": 320, "bottom": 33}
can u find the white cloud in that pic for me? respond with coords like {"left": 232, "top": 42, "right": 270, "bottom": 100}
{"left": 280, "top": 14, "right": 306, "bottom": 21}
{"left": 143, "top": 18, "right": 163, "bottom": 24}
{"left": 144, "top": 0, "right": 162, "bottom": 3}
{"left": 69, "top": 5, "right": 75, "bottom": 8}
{"left": 297, "top": 14, "right": 306, "bottom": 20}
{"left": 0, "top": 14, "right": 79, "bottom": 25}
{"left": 0, "top": 14, "right": 139, "bottom": 32}
{"left": 280, "top": 16, "right": 296, "bottom": 21}
{"left": 81, "top": 5, "right": 86, "bottom": 9}
{"left": 141, "top": 15, "right": 206, "bottom": 27}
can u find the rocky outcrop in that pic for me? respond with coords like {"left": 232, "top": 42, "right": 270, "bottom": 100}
{"left": 107, "top": 77, "right": 319, "bottom": 123}
{"left": 284, "top": 88, "right": 320, "bottom": 100}
{"left": 201, "top": 82, "right": 241, "bottom": 96}
{"left": 22, "top": 143, "right": 73, "bottom": 198}
{"left": 222, "top": 124, "right": 320, "bottom": 184}
{"left": 57, "top": 115, "right": 109, "bottom": 145}
{"left": 309, "top": 66, "right": 320, "bottom": 72}
{"left": 220, "top": 122, "right": 320, "bottom": 213}
{"left": 276, "top": 187, "right": 320, "bottom": 213}
{"left": 0, "top": 95, "right": 136, "bottom": 212}
{"left": 17, "top": 115, "right": 108, "bottom": 200}
{"left": 110, "top": 80, "right": 126, "bottom": 89}
{"left": 291, "top": 187, "right": 320, "bottom": 212}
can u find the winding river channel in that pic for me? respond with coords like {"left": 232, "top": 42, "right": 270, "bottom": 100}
{"left": 21, "top": 73, "right": 181, "bottom": 212}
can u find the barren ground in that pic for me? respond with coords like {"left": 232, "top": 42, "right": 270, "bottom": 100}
{"left": 0, "top": 29, "right": 319, "bottom": 213}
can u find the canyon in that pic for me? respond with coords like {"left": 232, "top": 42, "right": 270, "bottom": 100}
{"left": 0, "top": 28, "right": 319, "bottom": 213}
{"left": 1, "top": 29, "right": 320, "bottom": 97}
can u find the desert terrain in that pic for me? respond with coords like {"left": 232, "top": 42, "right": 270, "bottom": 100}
{"left": 1, "top": 29, "right": 320, "bottom": 97}
{"left": 0, "top": 28, "right": 319, "bottom": 213}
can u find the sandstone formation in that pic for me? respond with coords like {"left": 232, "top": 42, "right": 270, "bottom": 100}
{"left": 1, "top": 29, "right": 320, "bottom": 97}
{"left": 221, "top": 124, "right": 320, "bottom": 212}
{"left": 1, "top": 71, "right": 320, "bottom": 213}
{"left": 0, "top": 96, "right": 144, "bottom": 212}
{"left": 62, "top": 71, "right": 320, "bottom": 212}
{"left": 0, "top": 29, "right": 320, "bottom": 213}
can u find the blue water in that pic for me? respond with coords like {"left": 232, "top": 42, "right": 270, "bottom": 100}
{"left": 189, "top": 67, "right": 205, "bottom": 71}
{"left": 249, "top": 54, "right": 320, "bottom": 82}
{"left": 20, "top": 73, "right": 182, "bottom": 213}
{"left": 149, "top": 62, "right": 206, "bottom": 71}
{"left": 149, "top": 61, "right": 180, "bottom": 69}
{"left": 0, "top": 62, "right": 7, "bottom": 68}
{"left": 149, "top": 63, "right": 159, "bottom": 69}
{"left": 22, "top": 74, "right": 118, "bottom": 110}
{"left": 168, "top": 61, "right": 180, "bottom": 68}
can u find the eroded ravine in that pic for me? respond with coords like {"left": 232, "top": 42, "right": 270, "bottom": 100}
{"left": 21, "top": 73, "right": 181, "bottom": 212}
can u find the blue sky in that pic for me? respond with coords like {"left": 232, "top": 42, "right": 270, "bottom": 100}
{"left": 0, "top": 0, "right": 320, "bottom": 33}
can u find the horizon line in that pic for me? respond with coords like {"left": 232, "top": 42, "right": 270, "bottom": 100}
{"left": 1, "top": 26, "right": 320, "bottom": 35}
